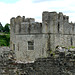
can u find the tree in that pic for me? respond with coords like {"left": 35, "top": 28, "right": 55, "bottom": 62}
{"left": 0, "top": 22, "right": 3, "bottom": 32}
{"left": 3, "top": 23, "right": 10, "bottom": 33}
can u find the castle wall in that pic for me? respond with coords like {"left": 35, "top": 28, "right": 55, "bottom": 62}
{"left": 15, "top": 34, "right": 48, "bottom": 62}
{"left": 42, "top": 11, "right": 58, "bottom": 33}
{"left": 42, "top": 11, "right": 75, "bottom": 50}
{"left": 10, "top": 11, "right": 75, "bottom": 62}
{"left": 10, "top": 18, "right": 16, "bottom": 50}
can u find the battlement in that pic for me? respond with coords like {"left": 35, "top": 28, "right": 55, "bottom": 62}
{"left": 10, "top": 11, "right": 75, "bottom": 35}
{"left": 10, "top": 16, "right": 42, "bottom": 34}
{"left": 10, "top": 16, "right": 35, "bottom": 24}
{"left": 42, "top": 11, "right": 75, "bottom": 34}
{"left": 42, "top": 11, "right": 69, "bottom": 22}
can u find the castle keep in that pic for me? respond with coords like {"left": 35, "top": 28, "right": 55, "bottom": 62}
{"left": 10, "top": 11, "right": 75, "bottom": 62}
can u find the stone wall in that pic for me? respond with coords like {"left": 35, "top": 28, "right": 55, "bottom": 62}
{"left": 42, "top": 11, "right": 75, "bottom": 50}
{"left": 0, "top": 49, "right": 75, "bottom": 75}
{"left": 15, "top": 34, "right": 48, "bottom": 62}
{"left": 10, "top": 11, "right": 75, "bottom": 62}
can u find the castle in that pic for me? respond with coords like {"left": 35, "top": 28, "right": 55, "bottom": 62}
{"left": 10, "top": 11, "right": 75, "bottom": 62}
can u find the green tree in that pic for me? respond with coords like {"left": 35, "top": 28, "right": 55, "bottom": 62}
{"left": 0, "top": 34, "right": 10, "bottom": 46}
{"left": 0, "top": 22, "right": 3, "bottom": 32}
{"left": 3, "top": 23, "right": 10, "bottom": 33}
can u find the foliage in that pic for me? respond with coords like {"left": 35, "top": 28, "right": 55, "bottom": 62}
{"left": 0, "top": 34, "right": 10, "bottom": 46}
{"left": 0, "top": 22, "right": 3, "bottom": 32}
{"left": 0, "top": 23, "right": 10, "bottom": 33}
{"left": 0, "top": 23, "right": 10, "bottom": 46}
{"left": 3, "top": 23, "right": 10, "bottom": 33}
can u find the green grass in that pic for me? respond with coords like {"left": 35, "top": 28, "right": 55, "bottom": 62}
{"left": 68, "top": 46, "right": 75, "bottom": 49}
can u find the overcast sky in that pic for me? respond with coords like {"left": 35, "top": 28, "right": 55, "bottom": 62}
{"left": 0, "top": 0, "right": 75, "bottom": 26}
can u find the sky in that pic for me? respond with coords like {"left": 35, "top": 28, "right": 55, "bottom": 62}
{"left": 0, "top": 0, "right": 75, "bottom": 26}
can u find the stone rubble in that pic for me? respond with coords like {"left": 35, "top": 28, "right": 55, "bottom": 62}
{"left": 0, "top": 47, "right": 75, "bottom": 75}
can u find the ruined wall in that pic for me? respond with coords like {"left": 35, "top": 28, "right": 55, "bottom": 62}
{"left": 42, "top": 11, "right": 75, "bottom": 50}
{"left": 15, "top": 34, "right": 48, "bottom": 62}
{"left": 10, "top": 11, "right": 75, "bottom": 62}
{"left": 0, "top": 50, "right": 75, "bottom": 75}
{"left": 10, "top": 16, "right": 47, "bottom": 62}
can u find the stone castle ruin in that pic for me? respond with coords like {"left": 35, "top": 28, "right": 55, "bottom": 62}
{"left": 10, "top": 11, "right": 75, "bottom": 62}
{"left": 0, "top": 11, "right": 75, "bottom": 75}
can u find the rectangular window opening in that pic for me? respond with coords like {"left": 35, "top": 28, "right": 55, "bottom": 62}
{"left": 71, "top": 37, "right": 73, "bottom": 46}
{"left": 28, "top": 41, "right": 34, "bottom": 50}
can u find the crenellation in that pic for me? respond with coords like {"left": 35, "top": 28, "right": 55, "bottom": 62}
{"left": 30, "top": 22, "right": 42, "bottom": 33}
{"left": 22, "top": 16, "right": 25, "bottom": 22}
{"left": 16, "top": 16, "right": 22, "bottom": 24}
{"left": 13, "top": 17, "right": 41, "bottom": 34}
{"left": 10, "top": 17, "right": 16, "bottom": 27}
{"left": 66, "top": 16, "right": 69, "bottom": 22}
{"left": 15, "top": 16, "right": 22, "bottom": 34}
{"left": 58, "top": 12, "right": 63, "bottom": 22}
{"left": 63, "top": 15, "right": 69, "bottom": 22}
{"left": 25, "top": 18, "right": 35, "bottom": 23}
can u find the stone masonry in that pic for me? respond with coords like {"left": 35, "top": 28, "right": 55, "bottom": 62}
{"left": 10, "top": 11, "right": 75, "bottom": 62}
{"left": 0, "top": 47, "right": 75, "bottom": 75}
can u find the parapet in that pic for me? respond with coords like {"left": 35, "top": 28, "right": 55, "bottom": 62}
{"left": 10, "top": 16, "right": 42, "bottom": 34}
{"left": 10, "top": 16, "right": 35, "bottom": 24}
{"left": 63, "top": 15, "right": 69, "bottom": 22}
{"left": 10, "top": 17, "right": 15, "bottom": 25}
{"left": 25, "top": 18, "right": 35, "bottom": 23}
{"left": 42, "top": 11, "right": 69, "bottom": 23}
{"left": 10, "top": 11, "right": 74, "bottom": 35}
{"left": 42, "top": 11, "right": 57, "bottom": 22}
{"left": 58, "top": 12, "right": 69, "bottom": 22}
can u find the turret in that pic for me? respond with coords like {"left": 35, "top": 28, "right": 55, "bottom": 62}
{"left": 10, "top": 17, "right": 16, "bottom": 33}
{"left": 15, "top": 16, "right": 22, "bottom": 34}
{"left": 42, "top": 11, "right": 58, "bottom": 33}
{"left": 10, "top": 17, "right": 16, "bottom": 50}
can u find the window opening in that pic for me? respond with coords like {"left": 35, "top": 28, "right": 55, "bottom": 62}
{"left": 71, "top": 37, "right": 73, "bottom": 46}
{"left": 58, "top": 22, "right": 60, "bottom": 33}
{"left": 13, "top": 44, "right": 15, "bottom": 50}
{"left": 28, "top": 41, "right": 34, "bottom": 50}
